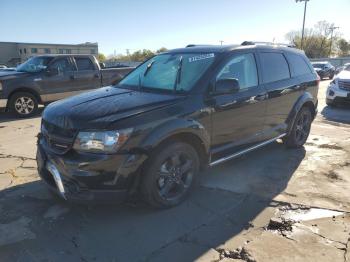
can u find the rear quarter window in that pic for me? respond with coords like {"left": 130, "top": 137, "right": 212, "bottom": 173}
{"left": 260, "top": 52, "right": 290, "bottom": 84}
{"left": 286, "top": 53, "right": 312, "bottom": 77}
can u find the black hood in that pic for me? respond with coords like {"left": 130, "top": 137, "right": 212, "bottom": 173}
{"left": 42, "top": 86, "right": 183, "bottom": 130}
{"left": 0, "top": 70, "right": 29, "bottom": 80}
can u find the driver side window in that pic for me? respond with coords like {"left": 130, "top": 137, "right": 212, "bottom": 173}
{"left": 49, "top": 58, "right": 72, "bottom": 75}
{"left": 216, "top": 53, "right": 258, "bottom": 91}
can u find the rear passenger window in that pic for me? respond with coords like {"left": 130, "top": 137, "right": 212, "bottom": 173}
{"left": 260, "top": 53, "right": 290, "bottom": 83}
{"left": 286, "top": 53, "right": 311, "bottom": 77}
{"left": 75, "top": 57, "right": 95, "bottom": 71}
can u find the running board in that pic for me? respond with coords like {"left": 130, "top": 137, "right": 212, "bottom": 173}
{"left": 209, "top": 133, "right": 287, "bottom": 167}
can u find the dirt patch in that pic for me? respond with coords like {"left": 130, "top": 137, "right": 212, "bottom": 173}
{"left": 217, "top": 247, "right": 256, "bottom": 262}
{"left": 318, "top": 144, "right": 344, "bottom": 150}
{"left": 324, "top": 171, "right": 343, "bottom": 181}
{"left": 267, "top": 217, "right": 295, "bottom": 235}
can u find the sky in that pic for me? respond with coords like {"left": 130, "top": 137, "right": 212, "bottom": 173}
{"left": 1, "top": 0, "right": 349, "bottom": 56}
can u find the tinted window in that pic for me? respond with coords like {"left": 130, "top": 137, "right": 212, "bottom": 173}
{"left": 260, "top": 52, "right": 290, "bottom": 83}
{"left": 49, "top": 58, "right": 73, "bottom": 74}
{"left": 75, "top": 57, "right": 95, "bottom": 71}
{"left": 217, "top": 53, "right": 258, "bottom": 90}
{"left": 286, "top": 53, "right": 311, "bottom": 77}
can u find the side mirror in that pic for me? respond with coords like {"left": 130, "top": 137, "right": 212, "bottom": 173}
{"left": 47, "top": 67, "right": 59, "bottom": 76}
{"left": 99, "top": 62, "right": 106, "bottom": 69}
{"left": 215, "top": 78, "right": 240, "bottom": 95}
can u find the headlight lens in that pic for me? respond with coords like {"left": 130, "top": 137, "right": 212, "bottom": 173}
{"left": 73, "top": 128, "right": 133, "bottom": 153}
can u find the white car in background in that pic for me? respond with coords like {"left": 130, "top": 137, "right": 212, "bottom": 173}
{"left": 326, "top": 68, "right": 350, "bottom": 107}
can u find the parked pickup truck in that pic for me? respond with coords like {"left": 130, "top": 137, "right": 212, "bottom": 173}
{"left": 0, "top": 55, "right": 134, "bottom": 117}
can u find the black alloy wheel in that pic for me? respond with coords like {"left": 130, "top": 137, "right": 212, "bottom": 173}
{"left": 141, "top": 142, "right": 200, "bottom": 208}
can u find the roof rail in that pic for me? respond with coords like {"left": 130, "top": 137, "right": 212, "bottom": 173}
{"left": 241, "top": 41, "right": 296, "bottom": 48}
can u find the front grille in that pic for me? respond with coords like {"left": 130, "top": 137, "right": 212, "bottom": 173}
{"left": 338, "top": 81, "right": 350, "bottom": 91}
{"left": 41, "top": 120, "right": 76, "bottom": 154}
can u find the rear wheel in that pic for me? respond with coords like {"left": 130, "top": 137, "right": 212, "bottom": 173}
{"left": 9, "top": 92, "right": 38, "bottom": 118}
{"left": 283, "top": 107, "right": 312, "bottom": 148}
{"left": 141, "top": 142, "right": 200, "bottom": 208}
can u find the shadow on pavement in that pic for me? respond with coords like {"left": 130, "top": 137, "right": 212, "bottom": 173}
{"left": 0, "top": 108, "right": 43, "bottom": 124}
{"left": 321, "top": 105, "right": 350, "bottom": 124}
{"left": 0, "top": 142, "right": 305, "bottom": 261}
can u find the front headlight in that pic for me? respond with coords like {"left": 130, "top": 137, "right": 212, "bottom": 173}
{"left": 73, "top": 128, "right": 133, "bottom": 153}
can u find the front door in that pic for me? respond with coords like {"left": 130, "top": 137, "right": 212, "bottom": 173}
{"left": 210, "top": 52, "right": 267, "bottom": 157}
{"left": 39, "top": 57, "right": 77, "bottom": 102}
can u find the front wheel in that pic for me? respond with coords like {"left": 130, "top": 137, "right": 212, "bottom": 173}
{"left": 141, "top": 142, "right": 200, "bottom": 208}
{"left": 283, "top": 107, "right": 312, "bottom": 148}
{"left": 9, "top": 92, "right": 38, "bottom": 118}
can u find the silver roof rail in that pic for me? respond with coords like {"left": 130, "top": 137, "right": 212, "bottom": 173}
{"left": 241, "top": 41, "right": 296, "bottom": 48}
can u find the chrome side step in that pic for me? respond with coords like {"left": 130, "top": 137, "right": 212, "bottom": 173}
{"left": 209, "top": 133, "right": 286, "bottom": 167}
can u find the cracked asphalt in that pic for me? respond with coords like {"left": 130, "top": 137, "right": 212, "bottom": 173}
{"left": 0, "top": 80, "right": 350, "bottom": 262}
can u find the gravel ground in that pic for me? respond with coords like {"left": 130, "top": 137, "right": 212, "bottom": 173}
{"left": 0, "top": 80, "right": 349, "bottom": 262}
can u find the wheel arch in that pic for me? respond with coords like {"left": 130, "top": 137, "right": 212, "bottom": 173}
{"left": 7, "top": 87, "right": 42, "bottom": 107}
{"left": 286, "top": 92, "right": 316, "bottom": 135}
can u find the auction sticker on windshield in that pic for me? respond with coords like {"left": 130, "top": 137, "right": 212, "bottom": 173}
{"left": 188, "top": 53, "right": 215, "bottom": 63}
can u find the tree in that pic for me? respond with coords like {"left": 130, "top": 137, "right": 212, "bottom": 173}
{"left": 98, "top": 53, "right": 106, "bottom": 62}
{"left": 106, "top": 47, "right": 167, "bottom": 62}
{"left": 337, "top": 39, "right": 350, "bottom": 57}
{"left": 285, "top": 20, "right": 342, "bottom": 58}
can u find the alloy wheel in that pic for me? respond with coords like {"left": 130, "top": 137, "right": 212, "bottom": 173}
{"left": 157, "top": 151, "right": 195, "bottom": 201}
{"left": 295, "top": 110, "right": 311, "bottom": 144}
{"left": 14, "top": 96, "right": 35, "bottom": 115}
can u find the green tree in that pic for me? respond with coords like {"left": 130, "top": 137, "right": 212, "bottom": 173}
{"left": 98, "top": 53, "right": 106, "bottom": 62}
{"left": 337, "top": 39, "right": 350, "bottom": 57}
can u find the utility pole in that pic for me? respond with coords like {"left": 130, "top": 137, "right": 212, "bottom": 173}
{"left": 329, "top": 26, "right": 339, "bottom": 57}
{"left": 295, "top": 0, "right": 310, "bottom": 50}
{"left": 219, "top": 40, "right": 224, "bottom": 46}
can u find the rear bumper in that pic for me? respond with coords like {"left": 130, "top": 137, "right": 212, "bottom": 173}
{"left": 36, "top": 137, "right": 146, "bottom": 203}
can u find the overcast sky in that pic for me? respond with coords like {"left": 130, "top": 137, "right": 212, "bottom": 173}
{"left": 1, "top": 0, "right": 349, "bottom": 55}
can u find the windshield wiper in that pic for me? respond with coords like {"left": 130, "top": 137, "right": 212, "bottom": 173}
{"left": 174, "top": 56, "right": 183, "bottom": 92}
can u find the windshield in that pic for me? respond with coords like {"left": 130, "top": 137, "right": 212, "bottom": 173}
{"left": 118, "top": 53, "right": 216, "bottom": 93}
{"left": 312, "top": 63, "right": 325, "bottom": 69}
{"left": 16, "top": 57, "right": 53, "bottom": 73}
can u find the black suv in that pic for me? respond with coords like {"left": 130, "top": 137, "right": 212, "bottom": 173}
{"left": 37, "top": 43, "right": 319, "bottom": 208}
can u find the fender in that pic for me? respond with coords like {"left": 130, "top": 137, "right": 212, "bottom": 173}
{"left": 286, "top": 91, "right": 316, "bottom": 135}
{"left": 139, "top": 118, "right": 211, "bottom": 155}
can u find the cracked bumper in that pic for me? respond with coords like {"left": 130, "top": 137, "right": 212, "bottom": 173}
{"left": 36, "top": 138, "right": 146, "bottom": 203}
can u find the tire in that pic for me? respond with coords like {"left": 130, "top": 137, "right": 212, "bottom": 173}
{"left": 283, "top": 107, "right": 312, "bottom": 148}
{"left": 9, "top": 92, "right": 38, "bottom": 118}
{"left": 141, "top": 141, "right": 200, "bottom": 208}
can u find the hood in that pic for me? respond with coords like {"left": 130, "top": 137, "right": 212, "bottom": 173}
{"left": 336, "top": 70, "right": 350, "bottom": 80}
{"left": 42, "top": 86, "right": 183, "bottom": 130}
{"left": 0, "top": 70, "right": 29, "bottom": 80}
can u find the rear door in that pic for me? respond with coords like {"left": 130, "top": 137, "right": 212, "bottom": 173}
{"left": 257, "top": 51, "right": 301, "bottom": 138}
{"left": 210, "top": 52, "right": 267, "bottom": 157}
{"left": 38, "top": 57, "right": 77, "bottom": 102}
{"left": 73, "top": 56, "right": 101, "bottom": 91}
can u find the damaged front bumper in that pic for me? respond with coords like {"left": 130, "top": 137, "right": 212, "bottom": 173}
{"left": 36, "top": 136, "right": 146, "bottom": 203}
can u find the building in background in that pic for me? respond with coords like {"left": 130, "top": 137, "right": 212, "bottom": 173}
{"left": 0, "top": 41, "right": 98, "bottom": 66}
